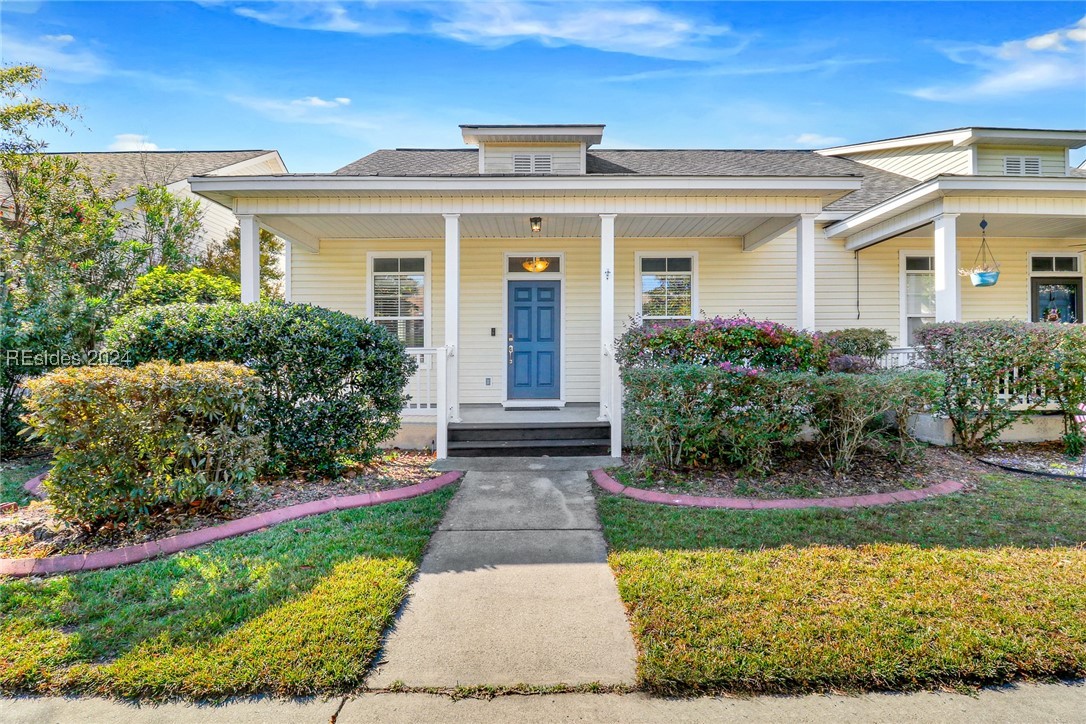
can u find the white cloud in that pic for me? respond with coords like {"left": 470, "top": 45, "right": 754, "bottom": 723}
{"left": 291, "top": 95, "right": 351, "bottom": 108}
{"left": 0, "top": 33, "right": 108, "bottom": 81}
{"left": 108, "top": 133, "right": 170, "bottom": 151}
{"left": 912, "top": 16, "right": 1086, "bottom": 101}
{"left": 606, "top": 57, "right": 876, "bottom": 83}
{"left": 226, "top": 1, "right": 737, "bottom": 60}
{"left": 791, "top": 133, "right": 846, "bottom": 147}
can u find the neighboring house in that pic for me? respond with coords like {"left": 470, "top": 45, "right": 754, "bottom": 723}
{"left": 2, "top": 149, "right": 288, "bottom": 251}
{"left": 189, "top": 124, "right": 1086, "bottom": 458}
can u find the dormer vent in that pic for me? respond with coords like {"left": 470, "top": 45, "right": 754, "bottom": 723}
{"left": 513, "top": 153, "right": 552, "bottom": 174}
{"left": 1003, "top": 156, "right": 1043, "bottom": 176}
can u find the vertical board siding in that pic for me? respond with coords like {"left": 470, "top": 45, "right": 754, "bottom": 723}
{"left": 975, "top": 146, "right": 1069, "bottom": 176}
{"left": 846, "top": 143, "right": 973, "bottom": 180}
{"left": 482, "top": 144, "right": 584, "bottom": 174}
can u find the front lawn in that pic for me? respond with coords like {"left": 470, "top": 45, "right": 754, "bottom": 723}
{"left": 599, "top": 473, "right": 1086, "bottom": 695}
{"left": 0, "top": 487, "right": 454, "bottom": 700}
{"left": 1, "top": 459, "right": 46, "bottom": 508}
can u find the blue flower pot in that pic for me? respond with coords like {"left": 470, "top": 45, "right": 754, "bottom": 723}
{"left": 970, "top": 270, "right": 1000, "bottom": 287}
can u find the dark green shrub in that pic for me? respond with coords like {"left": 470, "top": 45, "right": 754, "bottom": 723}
{"left": 622, "top": 364, "right": 808, "bottom": 473}
{"left": 822, "top": 328, "right": 893, "bottom": 361}
{"left": 1046, "top": 324, "right": 1086, "bottom": 454}
{"left": 21, "top": 361, "right": 265, "bottom": 528}
{"left": 616, "top": 316, "right": 828, "bottom": 372}
{"left": 804, "top": 371, "right": 941, "bottom": 474}
{"left": 105, "top": 302, "right": 415, "bottom": 475}
{"left": 119, "top": 266, "right": 240, "bottom": 311}
{"left": 915, "top": 321, "right": 1060, "bottom": 449}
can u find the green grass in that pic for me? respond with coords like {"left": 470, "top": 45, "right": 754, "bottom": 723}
{"left": 599, "top": 474, "right": 1086, "bottom": 695}
{"left": 0, "top": 487, "right": 454, "bottom": 700}
{"left": 1, "top": 461, "right": 45, "bottom": 507}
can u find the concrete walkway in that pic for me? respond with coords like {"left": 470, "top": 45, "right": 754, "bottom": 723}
{"left": 4, "top": 683, "right": 1085, "bottom": 723}
{"left": 367, "top": 456, "right": 637, "bottom": 688}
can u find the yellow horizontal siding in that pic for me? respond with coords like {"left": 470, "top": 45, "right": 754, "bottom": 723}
{"left": 975, "top": 145, "right": 1068, "bottom": 176}
{"left": 846, "top": 143, "right": 973, "bottom": 180}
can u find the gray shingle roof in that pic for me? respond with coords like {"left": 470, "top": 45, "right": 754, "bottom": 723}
{"left": 334, "top": 147, "right": 919, "bottom": 213}
{"left": 43, "top": 150, "right": 275, "bottom": 196}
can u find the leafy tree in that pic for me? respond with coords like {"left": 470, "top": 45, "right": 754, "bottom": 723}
{"left": 132, "top": 184, "right": 204, "bottom": 271}
{"left": 0, "top": 64, "right": 78, "bottom": 154}
{"left": 201, "top": 224, "right": 284, "bottom": 298}
{"left": 119, "top": 265, "right": 240, "bottom": 312}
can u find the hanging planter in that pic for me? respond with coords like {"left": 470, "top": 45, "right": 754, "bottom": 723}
{"left": 960, "top": 218, "right": 1000, "bottom": 287}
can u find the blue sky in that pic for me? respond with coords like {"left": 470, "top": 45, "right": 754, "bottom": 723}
{"left": 3, "top": 1, "right": 1085, "bottom": 172}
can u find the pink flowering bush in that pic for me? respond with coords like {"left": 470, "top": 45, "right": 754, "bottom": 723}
{"left": 615, "top": 316, "right": 828, "bottom": 372}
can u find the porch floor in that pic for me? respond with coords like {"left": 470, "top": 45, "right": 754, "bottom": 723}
{"left": 457, "top": 403, "right": 601, "bottom": 425}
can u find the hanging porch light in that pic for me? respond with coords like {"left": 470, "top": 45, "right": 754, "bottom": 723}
{"left": 522, "top": 217, "right": 550, "bottom": 272}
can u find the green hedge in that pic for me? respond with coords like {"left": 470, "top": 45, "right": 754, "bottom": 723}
{"left": 622, "top": 365, "right": 939, "bottom": 474}
{"left": 21, "top": 361, "right": 264, "bottom": 528}
{"left": 821, "top": 328, "right": 893, "bottom": 361}
{"left": 616, "top": 316, "right": 827, "bottom": 372}
{"left": 119, "top": 266, "right": 240, "bottom": 312}
{"left": 105, "top": 302, "right": 415, "bottom": 475}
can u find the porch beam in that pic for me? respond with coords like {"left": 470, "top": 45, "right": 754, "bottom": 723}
{"left": 796, "top": 213, "right": 817, "bottom": 330}
{"left": 239, "top": 214, "right": 260, "bottom": 304}
{"left": 843, "top": 200, "right": 943, "bottom": 251}
{"left": 253, "top": 216, "right": 320, "bottom": 253}
{"left": 743, "top": 216, "right": 798, "bottom": 252}
{"left": 934, "top": 213, "right": 961, "bottom": 322}
{"left": 233, "top": 195, "right": 828, "bottom": 217}
{"left": 599, "top": 214, "right": 616, "bottom": 423}
{"left": 443, "top": 213, "right": 461, "bottom": 425}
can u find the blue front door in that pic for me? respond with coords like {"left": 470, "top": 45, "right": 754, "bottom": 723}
{"left": 508, "top": 280, "right": 560, "bottom": 399}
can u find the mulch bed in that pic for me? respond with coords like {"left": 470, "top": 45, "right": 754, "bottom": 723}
{"left": 0, "top": 450, "right": 438, "bottom": 560}
{"left": 612, "top": 444, "right": 984, "bottom": 500}
{"left": 979, "top": 441, "right": 1086, "bottom": 480}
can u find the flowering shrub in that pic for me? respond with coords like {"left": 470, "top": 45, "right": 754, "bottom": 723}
{"left": 105, "top": 302, "right": 415, "bottom": 476}
{"left": 822, "top": 328, "right": 893, "bottom": 361}
{"left": 621, "top": 365, "right": 808, "bottom": 473}
{"left": 21, "top": 361, "right": 265, "bottom": 528}
{"left": 616, "top": 316, "right": 827, "bottom": 372}
{"left": 804, "top": 371, "right": 941, "bottom": 474}
{"left": 915, "top": 321, "right": 1060, "bottom": 449}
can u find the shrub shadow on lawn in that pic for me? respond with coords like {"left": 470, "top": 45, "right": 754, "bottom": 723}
{"left": 0, "top": 489, "right": 455, "bottom": 700}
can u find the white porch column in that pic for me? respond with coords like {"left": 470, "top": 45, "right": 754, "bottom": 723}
{"left": 796, "top": 213, "right": 817, "bottom": 330}
{"left": 599, "top": 214, "right": 617, "bottom": 422}
{"left": 239, "top": 214, "right": 260, "bottom": 304}
{"left": 443, "top": 213, "right": 461, "bottom": 423}
{"left": 933, "top": 213, "right": 961, "bottom": 322}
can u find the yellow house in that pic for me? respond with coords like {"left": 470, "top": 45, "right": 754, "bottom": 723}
{"left": 190, "top": 124, "right": 1086, "bottom": 458}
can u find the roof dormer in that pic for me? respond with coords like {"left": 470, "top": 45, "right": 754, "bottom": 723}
{"left": 460, "top": 124, "right": 604, "bottom": 175}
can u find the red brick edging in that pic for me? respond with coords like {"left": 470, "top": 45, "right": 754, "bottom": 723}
{"left": 591, "top": 469, "right": 963, "bottom": 510}
{"left": 1, "top": 471, "right": 463, "bottom": 578}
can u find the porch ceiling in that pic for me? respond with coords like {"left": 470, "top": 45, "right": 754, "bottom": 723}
{"left": 259, "top": 213, "right": 782, "bottom": 241}
{"left": 895, "top": 213, "right": 1086, "bottom": 239}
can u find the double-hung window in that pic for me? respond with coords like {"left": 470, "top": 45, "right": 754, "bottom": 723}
{"left": 637, "top": 255, "right": 696, "bottom": 322}
{"left": 902, "top": 255, "right": 935, "bottom": 346}
{"left": 370, "top": 255, "right": 428, "bottom": 347}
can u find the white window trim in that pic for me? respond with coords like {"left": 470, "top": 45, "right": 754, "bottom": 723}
{"left": 366, "top": 251, "right": 432, "bottom": 349}
{"left": 1027, "top": 250, "right": 1084, "bottom": 322}
{"left": 501, "top": 251, "right": 566, "bottom": 408}
{"left": 634, "top": 251, "right": 699, "bottom": 323}
{"left": 899, "top": 250, "right": 935, "bottom": 347}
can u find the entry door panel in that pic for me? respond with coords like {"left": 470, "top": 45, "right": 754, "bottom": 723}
{"left": 508, "top": 281, "right": 560, "bottom": 399}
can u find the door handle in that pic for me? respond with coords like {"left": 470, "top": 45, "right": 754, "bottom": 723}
{"left": 508, "top": 345, "right": 514, "bottom": 365}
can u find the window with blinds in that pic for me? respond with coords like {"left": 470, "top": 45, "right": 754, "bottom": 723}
{"left": 638, "top": 256, "right": 695, "bottom": 321}
{"left": 1003, "top": 156, "right": 1042, "bottom": 176}
{"left": 370, "top": 257, "right": 427, "bottom": 347}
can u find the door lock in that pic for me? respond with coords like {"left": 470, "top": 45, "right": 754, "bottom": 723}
{"left": 508, "top": 344, "right": 514, "bottom": 365}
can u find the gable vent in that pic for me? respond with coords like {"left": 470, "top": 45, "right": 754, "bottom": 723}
{"left": 1004, "top": 155, "right": 1042, "bottom": 176}
{"left": 511, "top": 153, "right": 553, "bottom": 174}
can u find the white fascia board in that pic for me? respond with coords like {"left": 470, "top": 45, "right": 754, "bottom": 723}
{"left": 968, "top": 129, "right": 1086, "bottom": 148}
{"left": 188, "top": 174, "right": 863, "bottom": 196}
{"left": 817, "top": 130, "right": 974, "bottom": 156}
{"left": 826, "top": 175, "right": 1086, "bottom": 239}
{"left": 461, "top": 125, "right": 605, "bottom": 145}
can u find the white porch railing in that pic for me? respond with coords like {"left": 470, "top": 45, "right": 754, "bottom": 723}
{"left": 403, "top": 347, "right": 448, "bottom": 458}
{"left": 403, "top": 348, "right": 440, "bottom": 415}
{"left": 876, "top": 346, "right": 1059, "bottom": 410}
